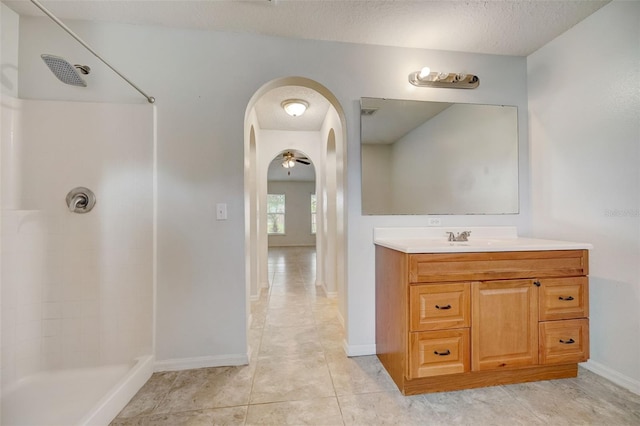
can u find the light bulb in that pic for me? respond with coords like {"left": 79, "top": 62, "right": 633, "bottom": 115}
{"left": 282, "top": 155, "right": 296, "bottom": 169}
{"left": 418, "top": 67, "right": 431, "bottom": 80}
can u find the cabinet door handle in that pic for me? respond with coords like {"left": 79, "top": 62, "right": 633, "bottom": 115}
{"left": 533, "top": 281, "right": 541, "bottom": 287}
{"left": 434, "top": 350, "right": 451, "bottom": 356}
{"left": 559, "top": 338, "right": 575, "bottom": 344}
{"left": 558, "top": 296, "right": 575, "bottom": 301}
{"left": 435, "top": 304, "right": 452, "bottom": 310}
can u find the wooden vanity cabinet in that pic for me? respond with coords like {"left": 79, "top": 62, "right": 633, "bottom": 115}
{"left": 375, "top": 246, "right": 589, "bottom": 395}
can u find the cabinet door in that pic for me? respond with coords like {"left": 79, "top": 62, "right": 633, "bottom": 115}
{"left": 409, "top": 329, "right": 470, "bottom": 378}
{"left": 472, "top": 279, "right": 539, "bottom": 371}
{"left": 539, "top": 277, "right": 588, "bottom": 321}
{"left": 409, "top": 283, "right": 470, "bottom": 331}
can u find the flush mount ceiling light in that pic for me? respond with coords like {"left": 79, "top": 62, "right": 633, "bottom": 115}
{"left": 409, "top": 66, "right": 479, "bottom": 89}
{"left": 281, "top": 99, "right": 309, "bottom": 117}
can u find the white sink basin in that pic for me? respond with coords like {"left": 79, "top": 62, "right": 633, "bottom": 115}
{"left": 373, "top": 227, "right": 593, "bottom": 253}
{"left": 448, "top": 239, "right": 509, "bottom": 247}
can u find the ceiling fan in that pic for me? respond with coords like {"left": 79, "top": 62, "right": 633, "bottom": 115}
{"left": 281, "top": 151, "right": 310, "bottom": 175}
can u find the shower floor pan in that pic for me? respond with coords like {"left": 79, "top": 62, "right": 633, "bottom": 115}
{"left": 2, "top": 356, "right": 153, "bottom": 426}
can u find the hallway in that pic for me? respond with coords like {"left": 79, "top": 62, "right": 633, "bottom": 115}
{"left": 112, "top": 247, "right": 640, "bottom": 425}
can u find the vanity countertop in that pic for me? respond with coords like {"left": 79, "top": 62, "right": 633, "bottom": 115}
{"left": 373, "top": 226, "right": 593, "bottom": 253}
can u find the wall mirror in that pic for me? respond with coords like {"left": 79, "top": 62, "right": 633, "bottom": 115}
{"left": 360, "top": 97, "right": 519, "bottom": 215}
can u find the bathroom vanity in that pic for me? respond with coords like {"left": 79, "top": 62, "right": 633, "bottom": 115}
{"left": 374, "top": 227, "right": 592, "bottom": 395}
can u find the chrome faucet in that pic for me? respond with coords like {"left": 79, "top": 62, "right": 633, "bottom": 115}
{"left": 446, "top": 231, "right": 472, "bottom": 242}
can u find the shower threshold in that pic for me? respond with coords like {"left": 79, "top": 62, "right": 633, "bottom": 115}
{"left": 2, "top": 362, "right": 134, "bottom": 426}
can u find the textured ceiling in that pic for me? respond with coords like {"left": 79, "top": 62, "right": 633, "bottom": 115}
{"left": 5, "top": 0, "right": 611, "bottom": 56}
{"left": 4, "top": 0, "right": 612, "bottom": 133}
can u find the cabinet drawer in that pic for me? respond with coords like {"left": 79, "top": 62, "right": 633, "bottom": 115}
{"left": 409, "top": 329, "right": 470, "bottom": 379}
{"left": 539, "top": 319, "right": 589, "bottom": 365}
{"left": 409, "top": 283, "right": 470, "bottom": 331}
{"left": 409, "top": 250, "right": 588, "bottom": 283}
{"left": 539, "top": 277, "right": 588, "bottom": 321}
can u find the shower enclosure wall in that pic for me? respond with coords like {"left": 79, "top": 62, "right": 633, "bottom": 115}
{"left": 1, "top": 96, "right": 155, "bottom": 425}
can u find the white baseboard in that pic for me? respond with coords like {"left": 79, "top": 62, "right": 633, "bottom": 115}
{"left": 343, "top": 341, "right": 376, "bottom": 357}
{"left": 336, "top": 310, "right": 345, "bottom": 328}
{"left": 269, "top": 244, "right": 315, "bottom": 247}
{"left": 154, "top": 353, "right": 249, "bottom": 372}
{"left": 315, "top": 280, "right": 337, "bottom": 298}
{"left": 582, "top": 360, "right": 640, "bottom": 395}
{"left": 249, "top": 287, "right": 261, "bottom": 302}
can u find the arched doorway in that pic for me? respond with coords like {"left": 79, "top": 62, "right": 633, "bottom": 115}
{"left": 266, "top": 149, "right": 316, "bottom": 247}
{"left": 243, "top": 77, "right": 348, "bottom": 351}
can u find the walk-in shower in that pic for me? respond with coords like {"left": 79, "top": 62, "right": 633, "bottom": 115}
{"left": 1, "top": 2, "right": 157, "bottom": 425}
{"left": 1, "top": 97, "right": 156, "bottom": 426}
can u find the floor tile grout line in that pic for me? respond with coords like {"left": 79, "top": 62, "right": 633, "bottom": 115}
{"left": 146, "top": 369, "right": 183, "bottom": 417}
{"left": 117, "top": 247, "right": 640, "bottom": 424}
{"left": 495, "top": 383, "right": 550, "bottom": 424}
{"left": 256, "top": 246, "right": 346, "bottom": 423}
{"left": 246, "top": 316, "right": 266, "bottom": 424}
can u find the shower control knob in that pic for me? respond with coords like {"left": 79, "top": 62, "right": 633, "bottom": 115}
{"left": 66, "top": 187, "right": 96, "bottom": 213}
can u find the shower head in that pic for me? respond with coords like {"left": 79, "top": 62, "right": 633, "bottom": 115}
{"left": 41, "top": 54, "right": 90, "bottom": 87}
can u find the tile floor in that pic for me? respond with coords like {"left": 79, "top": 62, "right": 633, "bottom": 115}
{"left": 112, "top": 246, "right": 640, "bottom": 425}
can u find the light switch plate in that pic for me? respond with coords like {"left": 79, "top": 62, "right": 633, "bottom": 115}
{"left": 216, "top": 203, "right": 227, "bottom": 220}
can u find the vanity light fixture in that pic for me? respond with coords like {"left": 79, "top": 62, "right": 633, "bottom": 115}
{"left": 409, "top": 66, "right": 479, "bottom": 89}
{"left": 281, "top": 99, "right": 309, "bottom": 117}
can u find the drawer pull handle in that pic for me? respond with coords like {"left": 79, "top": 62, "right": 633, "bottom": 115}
{"left": 435, "top": 304, "right": 452, "bottom": 310}
{"left": 559, "top": 338, "right": 575, "bottom": 344}
{"left": 434, "top": 350, "right": 451, "bottom": 356}
{"left": 533, "top": 281, "right": 541, "bottom": 287}
{"left": 558, "top": 296, "right": 574, "bottom": 301}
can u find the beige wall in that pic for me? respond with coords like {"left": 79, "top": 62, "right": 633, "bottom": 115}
{"left": 13, "top": 14, "right": 529, "bottom": 362}
{"left": 528, "top": 0, "right": 640, "bottom": 393}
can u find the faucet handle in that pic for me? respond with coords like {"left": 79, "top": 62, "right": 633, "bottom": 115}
{"left": 445, "top": 231, "right": 455, "bottom": 241}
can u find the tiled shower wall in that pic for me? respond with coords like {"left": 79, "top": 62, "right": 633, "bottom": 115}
{"left": 1, "top": 98, "right": 154, "bottom": 388}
